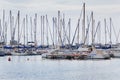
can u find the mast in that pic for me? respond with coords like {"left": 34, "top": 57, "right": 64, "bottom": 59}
{"left": 104, "top": 19, "right": 107, "bottom": 45}
{"left": 18, "top": 11, "right": 20, "bottom": 46}
{"left": 86, "top": 16, "right": 89, "bottom": 45}
{"left": 23, "top": 18, "right": 25, "bottom": 45}
{"left": 58, "top": 11, "right": 60, "bottom": 46}
{"left": 63, "top": 14, "right": 65, "bottom": 45}
{"left": 30, "top": 17, "right": 33, "bottom": 42}
{"left": 110, "top": 18, "right": 112, "bottom": 45}
{"left": 10, "top": 10, "right": 13, "bottom": 43}
{"left": 46, "top": 15, "right": 49, "bottom": 46}
{"left": 91, "top": 11, "right": 95, "bottom": 45}
{"left": 82, "top": 3, "right": 85, "bottom": 44}
{"left": 77, "top": 19, "right": 80, "bottom": 44}
{"left": 68, "top": 18, "right": 71, "bottom": 45}
{"left": 43, "top": 16, "right": 45, "bottom": 45}
{"left": 97, "top": 22, "right": 101, "bottom": 44}
{"left": 4, "top": 22, "right": 7, "bottom": 44}
{"left": 41, "top": 16, "right": 43, "bottom": 45}
{"left": 59, "top": 18, "right": 64, "bottom": 46}
{"left": 34, "top": 13, "right": 37, "bottom": 46}
{"left": 2, "top": 10, "right": 5, "bottom": 43}
{"left": 53, "top": 17, "right": 55, "bottom": 46}
{"left": 55, "top": 17, "right": 57, "bottom": 48}
{"left": 26, "top": 15, "right": 28, "bottom": 45}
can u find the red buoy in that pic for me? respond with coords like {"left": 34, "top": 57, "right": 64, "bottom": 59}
{"left": 8, "top": 57, "right": 11, "bottom": 61}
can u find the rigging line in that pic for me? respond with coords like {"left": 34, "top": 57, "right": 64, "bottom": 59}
{"left": 106, "top": 21, "right": 112, "bottom": 44}
{"left": 62, "top": 17, "right": 71, "bottom": 45}
{"left": 71, "top": 19, "right": 80, "bottom": 45}
{"left": 111, "top": 20, "right": 117, "bottom": 41}
{"left": 57, "top": 19, "right": 64, "bottom": 45}
{"left": 61, "top": 18, "right": 66, "bottom": 44}
{"left": 93, "top": 21, "right": 100, "bottom": 42}
{"left": 106, "top": 26, "right": 110, "bottom": 43}
{"left": 84, "top": 13, "right": 92, "bottom": 44}
{"left": 106, "top": 23, "right": 110, "bottom": 39}
{"left": 71, "top": 8, "right": 83, "bottom": 45}
{"left": 19, "top": 18, "right": 25, "bottom": 43}
{"left": 116, "top": 28, "right": 120, "bottom": 43}
{"left": 13, "top": 15, "right": 18, "bottom": 40}
{"left": 62, "top": 19, "right": 70, "bottom": 44}
{"left": 62, "top": 14, "right": 66, "bottom": 45}
{"left": 47, "top": 16, "right": 54, "bottom": 44}
{"left": 4, "top": 22, "right": 7, "bottom": 43}
{"left": 60, "top": 14, "right": 66, "bottom": 45}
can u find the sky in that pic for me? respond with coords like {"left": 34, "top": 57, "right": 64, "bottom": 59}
{"left": 0, "top": 0, "right": 120, "bottom": 16}
{"left": 0, "top": 0, "right": 120, "bottom": 44}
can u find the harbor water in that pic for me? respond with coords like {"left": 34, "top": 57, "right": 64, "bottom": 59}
{"left": 0, "top": 56, "right": 120, "bottom": 80}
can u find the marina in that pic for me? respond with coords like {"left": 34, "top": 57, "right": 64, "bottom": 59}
{"left": 0, "top": 0, "right": 120, "bottom": 80}
{"left": 0, "top": 3, "right": 120, "bottom": 60}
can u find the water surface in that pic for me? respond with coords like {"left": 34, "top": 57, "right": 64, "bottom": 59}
{"left": 0, "top": 56, "right": 120, "bottom": 80}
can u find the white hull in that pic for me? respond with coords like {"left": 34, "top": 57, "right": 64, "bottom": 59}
{"left": 111, "top": 51, "right": 120, "bottom": 57}
{"left": 26, "top": 51, "right": 37, "bottom": 55}
{"left": 11, "top": 51, "right": 27, "bottom": 56}
{"left": 88, "top": 49, "right": 110, "bottom": 59}
{"left": 110, "top": 48, "right": 120, "bottom": 58}
{"left": 0, "top": 49, "right": 5, "bottom": 56}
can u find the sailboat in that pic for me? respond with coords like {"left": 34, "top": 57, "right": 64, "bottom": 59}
{"left": 11, "top": 11, "right": 27, "bottom": 56}
{"left": 26, "top": 14, "right": 38, "bottom": 55}
{"left": 0, "top": 42, "right": 5, "bottom": 56}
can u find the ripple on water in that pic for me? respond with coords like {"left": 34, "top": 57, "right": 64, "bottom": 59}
{"left": 0, "top": 56, "right": 120, "bottom": 80}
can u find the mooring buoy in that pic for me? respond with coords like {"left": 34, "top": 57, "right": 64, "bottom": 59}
{"left": 8, "top": 57, "right": 11, "bottom": 61}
